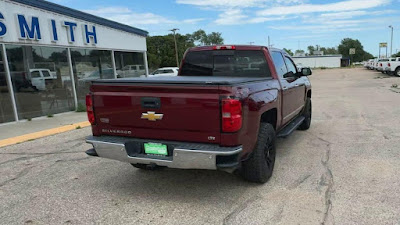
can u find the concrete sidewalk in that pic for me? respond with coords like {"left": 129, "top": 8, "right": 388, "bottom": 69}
{"left": 0, "top": 112, "right": 89, "bottom": 147}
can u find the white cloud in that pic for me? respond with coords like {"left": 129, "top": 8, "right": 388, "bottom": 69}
{"left": 257, "top": 0, "right": 391, "bottom": 16}
{"left": 214, "top": 9, "right": 292, "bottom": 25}
{"left": 319, "top": 9, "right": 397, "bottom": 19}
{"left": 176, "top": 0, "right": 270, "bottom": 9}
{"left": 83, "top": 7, "right": 204, "bottom": 26}
{"left": 270, "top": 16, "right": 400, "bottom": 34}
{"left": 176, "top": 0, "right": 307, "bottom": 12}
{"left": 215, "top": 9, "right": 247, "bottom": 25}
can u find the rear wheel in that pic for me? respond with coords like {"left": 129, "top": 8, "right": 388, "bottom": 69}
{"left": 396, "top": 67, "right": 400, "bottom": 77}
{"left": 241, "top": 123, "right": 276, "bottom": 183}
{"left": 298, "top": 98, "right": 312, "bottom": 130}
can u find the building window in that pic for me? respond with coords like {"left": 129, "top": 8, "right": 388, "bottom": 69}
{"left": 5, "top": 45, "right": 74, "bottom": 120}
{"left": 114, "top": 51, "right": 145, "bottom": 78}
{"left": 0, "top": 47, "right": 15, "bottom": 123}
{"left": 71, "top": 49, "right": 112, "bottom": 105}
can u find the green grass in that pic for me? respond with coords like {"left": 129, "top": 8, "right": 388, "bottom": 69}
{"left": 75, "top": 126, "right": 82, "bottom": 129}
{"left": 47, "top": 114, "right": 54, "bottom": 118}
{"left": 76, "top": 103, "right": 86, "bottom": 112}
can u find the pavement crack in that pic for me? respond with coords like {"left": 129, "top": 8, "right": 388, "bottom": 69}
{"left": 0, "top": 151, "right": 83, "bottom": 156}
{"left": 269, "top": 203, "right": 284, "bottom": 224}
{"left": 0, "top": 155, "right": 42, "bottom": 166}
{"left": 223, "top": 195, "right": 260, "bottom": 225}
{"left": 0, "top": 166, "right": 32, "bottom": 188}
{"left": 290, "top": 174, "right": 311, "bottom": 189}
{"left": 320, "top": 140, "right": 335, "bottom": 225}
{"left": 55, "top": 157, "right": 91, "bottom": 163}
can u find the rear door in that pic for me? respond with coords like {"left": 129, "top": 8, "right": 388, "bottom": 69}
{"left": 283, "top": 55, "right": 306, "bottom": 120}
{"left": 270, "top": 51, "right": 300, "bottom": 125}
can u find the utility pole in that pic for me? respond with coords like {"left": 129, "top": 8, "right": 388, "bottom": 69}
{"left": 248, "top": 42, "right": 254, "bottom": 45}
{"left": 170, "top": 28, "right": 180, "bottom": 67}
{"left": 268, "top": 36, "right": 270, "bottom": 48}
{"left": 389, "top": 25, "right": 394, "bottom": 57}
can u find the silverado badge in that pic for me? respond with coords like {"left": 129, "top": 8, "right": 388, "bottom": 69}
{"left": 141, "top": 111, "right": 163, "bottom": 121}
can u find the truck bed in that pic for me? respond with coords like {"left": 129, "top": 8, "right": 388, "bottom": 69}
{"left": 92, "top": 76, "right": 271, "bottom": 85}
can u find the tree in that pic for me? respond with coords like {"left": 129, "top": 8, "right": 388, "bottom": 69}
{"left": 392, "top": 52, "right": 400, "bottom": 58}
{"left": 283, "top": 48, "right": 294, "bottom": 56}
{"left": 325, "top": 47, "right": 339, "bottom": 55}
{"left": 338, "top": 38, "right": 372, "bottom": 62}
{"left": 307, "top": 46, "right": 315, "bottom": 55}
{"left": 189, "top": 30, "right": 224, "bottom": 46}
{"left": 206, "top": 32, "right": 224, "bottom": 45}
{"left": 190, "top": 29, "right": 207, "bottom": 45}
{"left": 146, "top": 29, "right": 224, "bottom": 70}
{"left": 295, "top": 50, "right": 305, "bottom": 55}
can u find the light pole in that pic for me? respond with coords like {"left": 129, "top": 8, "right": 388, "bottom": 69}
{"left": 389, "top": 25, "right": 393, "bottom": 57}
{"left": 170, "top": 28, "right": 180, "bottom": 67}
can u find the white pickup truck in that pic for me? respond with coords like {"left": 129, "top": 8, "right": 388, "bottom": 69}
{"left": 376, "top": 59, "right": 389, "bottom": 72}
{"left": 385, "top": 57, "right": 400, "bottom": 76}
{"left": 30, "top": 69, "right": 57, "bottom": 91}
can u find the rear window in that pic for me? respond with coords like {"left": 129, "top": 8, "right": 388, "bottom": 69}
{"left": 180, "top": 50, "right": 271, "bottom": 77}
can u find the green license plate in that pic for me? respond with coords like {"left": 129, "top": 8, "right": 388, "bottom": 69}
{"left": 144, "top": 143, "right": 168, "bottom": 156}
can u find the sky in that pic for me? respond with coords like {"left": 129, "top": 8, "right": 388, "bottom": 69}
{"left": 49, "top": 0, "right": 400, "bottom": 56}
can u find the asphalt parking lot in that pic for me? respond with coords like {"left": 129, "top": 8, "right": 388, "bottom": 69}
{"left": 0, "top": 68, "right": 399, "bottom": 225}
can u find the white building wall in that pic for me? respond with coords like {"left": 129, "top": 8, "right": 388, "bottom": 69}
{"left": 292, "top": 56, "right": 342, "bottom": 68}
{"left": 0, "top": 0, "right": 146, "bottom": 51}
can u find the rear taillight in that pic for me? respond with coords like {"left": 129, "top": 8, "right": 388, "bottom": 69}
{"left": 86, "top": 94, "right": 95, "bottom": 125}
{"left": 213, "top": 45, "right": 236, "bottom": 50}
{"left": 380, "top": 63, "right": 382, "bottom": 67}
{"left": 388, "top": 63, "right": 391, "bottom": 67}
{"left": 222, "top": 99, "right": 242, "bottom": 132}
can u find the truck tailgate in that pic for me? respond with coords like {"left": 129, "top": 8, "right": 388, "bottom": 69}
{"left": 91, "top": 83, "right": 225, "bottom": 144}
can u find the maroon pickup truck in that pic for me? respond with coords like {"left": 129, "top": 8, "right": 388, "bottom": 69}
{"left": 85, "top": 45, "right": 312, "bottom": 183}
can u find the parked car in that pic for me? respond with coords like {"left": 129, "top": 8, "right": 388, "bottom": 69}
{"left": 376, "top": 59, "right": 389, "bottom": 72}
{"left": 366, "top": 59, "right": 375, "bottom": 69}
{"left": 147, "top": 67, "right": 179, "bottom": 77}
{"left": 84, "top": 45, "right": 312, "bottom": 183}
{"left": 386, "top": 57, "right": 400, "bottom": 76}
{"left": 30, "top": 69, "right": 57, "bottom": 91}
{"left": 370, "top": 58, "right": 379, "bottom": 70}
{"left": 78, "top": 68, "right": 115, "bottom": 87}
{"left": 117, "top": 65, "right": 146, "bottom": 78}
{"left": 0, "top": 64, "right": 34, "bottom": 92}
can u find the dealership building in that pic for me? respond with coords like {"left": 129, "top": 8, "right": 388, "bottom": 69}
{"left": 0, "top": 0, "right": 149, "bottom": 124}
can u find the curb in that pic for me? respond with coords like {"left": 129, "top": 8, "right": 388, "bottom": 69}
{"left": 0, "top": 121, "right": 91, "bottom": 148}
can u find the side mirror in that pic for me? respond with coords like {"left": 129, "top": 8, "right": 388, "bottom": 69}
{"left": 301, "top": 67, "right": 312, "bottom": 76}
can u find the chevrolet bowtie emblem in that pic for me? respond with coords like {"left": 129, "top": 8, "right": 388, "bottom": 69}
{"left": 141, "top": 111, "right": 163, "bottom": 121}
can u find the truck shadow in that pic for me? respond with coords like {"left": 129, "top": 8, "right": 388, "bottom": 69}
{"left": 98, "top": 166, "right": 262, "bottom": 203}
{"left": 94, "top": 132, "right": 308, "bottom": 203}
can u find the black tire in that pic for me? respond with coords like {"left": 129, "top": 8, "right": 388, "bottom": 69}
{"left": 241, "top": 123, "right": 276, "bottom": 183}
{"left": 298, "top": 98, "right": 312, "bottom": 130}
{"left": 395, "top": 67, "right": 400, "bottom": 77}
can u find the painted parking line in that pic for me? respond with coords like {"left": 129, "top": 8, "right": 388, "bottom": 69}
{"left": 0, "top": 121, "right": 90, "bottom": 148}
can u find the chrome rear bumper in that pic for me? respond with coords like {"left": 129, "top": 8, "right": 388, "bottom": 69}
{"left": 86, "top": 136, "right": 242, "bottom": 170}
